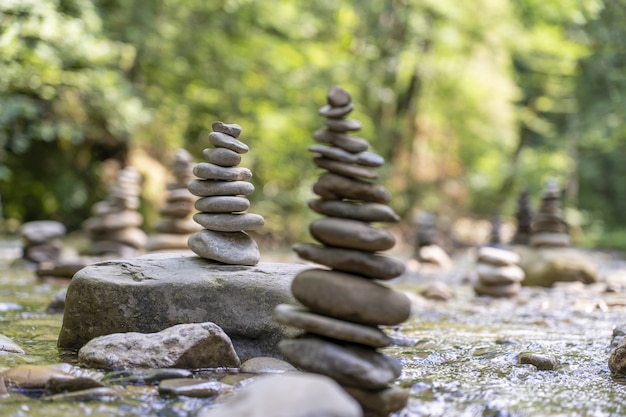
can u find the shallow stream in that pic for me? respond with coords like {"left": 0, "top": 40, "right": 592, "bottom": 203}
{"left": 2, "top": 239, "right": 626, "bottom": 416}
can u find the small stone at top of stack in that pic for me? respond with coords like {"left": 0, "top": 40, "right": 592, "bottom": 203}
{"left": 19, "top": 220, "right": 66, "bottom": 265}
{"left": 82, "top": 166, "right": 147, "bottom": 258}
{"left": 187, "top": 121, "right": 264, "bottom": 266}
{"left": 473, "top": 246, "right": 524, "bottom": 298}
{"left": 512, "top": 189, "right": 533, "bottom": 245}
{"left": 146, "top": 148, "right": 201, "bottom": 251}
{"left": 529, "top": 178, "right": 570, "bottom": 247}
{"left": 412, "top": 211, "right": 453, "bottom": 270}
{"left": 275, "top": 86, "right": 410, "bottom": 417}
{"left": 488, "top": 214, "right": 503, "bottom": 248}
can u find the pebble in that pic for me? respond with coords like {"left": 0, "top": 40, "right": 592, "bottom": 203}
{"left": 239, "top": 357, "right": 298, "bottom": 374}
{"left": 609, "top": 337, "right": 626, "bottom": 375}
{"left": 518, "top": 352, "right": 558, "bottom": 370}
{"left": 327, "top": 85, "right": 352, "bottom": 107}
{"left": 193, "top": 213, "right": 265, "bottom": 232}
{"left": 194, "top": 196, "right": 251, "bottom": 213}
{"left": 308, "top": 199, "right": 400, "bottom": 223}
{"left": 193, "top": 163, "right": 252, "bottom": 181}
{"left": 101, "top": 368, "right": 193, "bottom": 386}
{"left": 188, "top": 229, "right": 260, "bottom": 266}
{"left": 309, "top": 217, "right": 396, "bottom": 252}
{"left": 421, "top": 282, "right": 453, "bottom": 301}
{"left": 2, "top": 365, "right": 74, "bottom": 389}
{"left": 212, "top": 121, "right": 242, "bottom": 138}
{"left": 203, "top": 148, "right": 242, "bottom": 167}
{"left": 343, "top": 385, "right": 409, "bottom": 417}
{"left": 0, "top": 333, "right": 25, "bottom": 353}
{"left": 313, "top": 172, "right": 391, "bottom": 203}
{"left": 42, "top": 387, "right": 119, "bottom": 402}
{"left": 44, "top": 376, "right": 105, "bottom": 396}
{"left": 208, "top": 132, "right": 249, "bottom": 153}
{"left": 158, "top": 378, "right": 233, "bottom": 398}
{"left": 477, "top": 246, "right": 520, "bottom": 266}
{"left": 188, "top": 179, "right": 255, "bottom": 197}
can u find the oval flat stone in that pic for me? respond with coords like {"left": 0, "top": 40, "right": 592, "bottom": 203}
{"left": 310, "top": 218, "right": 395, "bottom": 252}
{"left": 193, "top": 163, "right": 252, "bottom": 181}
{"left": 325, "top": 118, "right": 362, "bottom": 132}
{"left": 2, "top": 365, "right": 74, "bottom": 389}
{"left": 239, "top": 357, "right": 298, "bottom": 374}
{"left": 308, "top": 145, "right": 384, "bottom": 167}
{"left": 291, "top": 268, "right": 411, "bottom": 326}
{"left": 212, "top": 121, "right": 242, "bottom": 138}
{"left": 318, "top": 103, "right": 354, "bottom": 118}
{"left": 313, "top": 156, "right": 378, "bottom": 180}
{"left": 308, "top": 199, "right": 399, "bottom": 223}
{"left": 313, "top": 129, "right": 369, "bottom": 153}
{"left": 208, "top": 132, "right": 249, "bottom": 154}
{"left": 274, "top": 304, "right": 392, "bottom": 348}
{"left": 292, "top": 243, "right": 405, "bottom": 280}
{"left": 188, "top": 180, "right": 254, "bottom": 197}
{"left": 343, "top": 385, "right": 409, "bottom": 417}
{"left": 203, "top": 148, "right": 242, "bottom": 167}
{"left": 159, "top": 378, "right": 233, "bottom": 398}
{"left": 195, "top": 196, "right": 250, "bottom": 213}
{"left": 278, "top": 336, "right": 401, "bottom": 389}
{"left": 327, "top": 86, "right": 352, "bottom": 107}
{"left": 188, "top": 229, "right": 260, "bottom": 265}
{"left": 313, "top": 173, "right": 391, "bottom": 203}
{"left": 477, "top": 246, "right": 520, "bottom": 266}
{"left": 474, "top": 281, "right": 520, "bottom": 298}
{"left": 193, "top": 213, "right": 265, "bottom": 232}
{"left": 476, "top": 263, "right": 524, "bottom": 285}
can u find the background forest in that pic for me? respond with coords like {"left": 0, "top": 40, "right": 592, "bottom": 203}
{"left": 1, "top": 0, "right": 626, "bottom": 249}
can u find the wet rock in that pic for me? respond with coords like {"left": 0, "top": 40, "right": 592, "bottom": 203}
{"left": 420, "top": 282, "right": 453, "bottom": 301}
{"left": 78, "top": 322, "right": 240, "bottom": 370}
{"left": 0, "top": 333, "right": 24, "bottom": 354}
{"left": 2, "top": 365, "right": 74, "bottom": 389}
{"left": 101, "top": 368, "right": 193, "bottom": 386}
{"left": 44, "top": 376, "right": 105, "bottom": 396}
{"left": 58, "top": 253, "right": 309, "bottom": 361}
{"left": 197, "top": 373, "right": 362, "bottom": 417}
{"left": 46, "top": 287, "right": 67, "bottom": 313}
{"left": 159, "top": 378, "right": 233, "bottom": 398}
{"left": 343, "top": 385, "right": 409, "bottom": 417}
{"left": 239, "top": 357, "right": 298, "bottom": 374}
{"left": 42, "top": 387, "right": 119, "bottom": 402}
{"left": 609, "top": 337, "right": 626, "bottom": 375}
{"left": 518, "top": 352, "right": 558, "bottom": 370}
{"left": 516, "top": 246, "right": 598, "bottom": 287}
{"left": 610, "top": 325, "right": 626, "bottom": 348}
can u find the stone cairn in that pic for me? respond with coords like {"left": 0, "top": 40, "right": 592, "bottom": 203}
{"left": 412, "top": 211, "right": 452, "bottom": 270}
{"left": 473, "top": 245, "right": 524, "bottom": 298}
{"left": 19, "top": 220, "right": 66, "bottom": 265}
{"left": 146, "top": 148, "right": 201, "bottom": 251}
{"left": 82, "top": 166, "right": 147, "bottom": 258}
{"left": 488, "top": 214, "right": 503, "bottom": 247}
{"left": 275, "top": 86, "right": 411, "bottom": 416}
{"left": 529, "top": 178, "right": 570, "bottom": 247}
{"left": 187, "top": 121, "right": 265, "bottom": 266}
{"left": 511, "top": 189, "right": 533, "bottom": 245}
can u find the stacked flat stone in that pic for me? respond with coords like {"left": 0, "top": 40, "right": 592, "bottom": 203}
{"left": 82, "top": 166, "right": 147, "bottom": 258}
{"left": 473, "top": 246, "right": 524, "bottom": 297}
{"left": 275, "top": 86, "right": 411, "bottom": 417}
{"left": 19, "top": 220, "right": 66, "bottom": 264}
{"left": 187, "top": 122, "right": 264, "bottom": 266}
{"left": 146, "top": 149, "right": 201, "bottom": 251}
{"left": 512, "top": 189, "right": 533, "bottom": 245}
{"left": 488, "top": 214, "right": 503, "bottom": 247}
{"left": 530, "top": 178, "right": 570, "bottom": 247}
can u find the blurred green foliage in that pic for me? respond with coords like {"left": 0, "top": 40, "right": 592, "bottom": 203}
{"left": 1, "top": 0, "right": 626, "bottom": 247}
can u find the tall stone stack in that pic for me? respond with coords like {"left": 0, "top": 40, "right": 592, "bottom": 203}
{"left": 275, "top": 86, "right": 411, "bottom": 417}
{"left": 187, "top": 121, "right": 265, "bottom": 266}
{"left": 512, "top": 189, "right": 533, "bottom": 245}
{"left": 19, "top": 220, "right": 66, "bottom": 264}
{"left": 529, "top": 178, "right": 570, "bottom": 247}
{"left": 473, "top": 246, "right": 524, "bottom": 298}
{"left": 146, "top": 149, "right": 202, "bottom": 251}
{"left": 82, "top": 166, "right": 147, "bottom": 258}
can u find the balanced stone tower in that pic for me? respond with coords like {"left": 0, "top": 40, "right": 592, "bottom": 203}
{"left": 19, "top": 220, "right": 66, "bottom": 265}
{"left": 146, "top": 148, "right": 201, "bottom": 251}
{"left": 473, "top": 246, "right": 524, "bottom": 298}
{"left": 82, "top": 166, "right": 147, "bottom": 258}
{"left": 529, "top": 178, "right": 570, "bottom": 247}
{"left": 275, "top": 86, "right": 411, "bottom": 416}
{"left": 512, "top": 189, "right": 533, "bottom": 245}
{"left": 187, "top": 121, "right": 264, "bottom": 265}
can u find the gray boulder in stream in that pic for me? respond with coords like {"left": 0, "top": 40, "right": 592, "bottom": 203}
{"left": 58, "top": 253, "right": 309, "bottom": 361}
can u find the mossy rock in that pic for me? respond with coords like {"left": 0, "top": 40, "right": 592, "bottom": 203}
{"left": 514, "top": 246, "right": 599, "bottom": 287}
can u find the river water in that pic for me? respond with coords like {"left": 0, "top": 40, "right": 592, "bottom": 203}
{"left": 2, "top": 239, "right": 626, "bottom": 416}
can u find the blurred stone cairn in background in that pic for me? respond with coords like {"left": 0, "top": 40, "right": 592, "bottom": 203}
{"left": 410, "top": 210, "right": 452, "bottom": 270}
{"left": 473, "top": 246, "right": 525, "bottom": 298}
{"left": 18, "top": 220, "right": 66, "bottom": 265}
{"left": 146, "top": 148, "right": 201, "bottom": 251}
{"left": 82, "top": 166, "right": 147, "bottom": 258}
{"left": 530, "top": 178, "right": 570, "bottom": 248}
{"left": 274, "top": 86, "right": 411, "bottom": 416}
{"left": 512, "top": 188, "right": 533, "bottom": 245}
{"left": 186, "top": 122, "right": 264, "bottom": 265}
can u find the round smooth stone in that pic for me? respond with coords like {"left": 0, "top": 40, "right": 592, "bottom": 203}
{"left": 310, "top": 218, "right": 395, "bottom": 252}
{"left": 208, "top": 132, "right": 249, "bottom": 154}
{"left": 203, "top": 148, "right": 242, "bottom": 167}
{"left": 278, "top": 336, "right": 401, "bottom": 390}
{"left": 188, "top": 180, "right": 254, "bottom": 197}
{"left": 313, "top": 129, "right": 369, "bottom": 153}
{"left": 313, "top": 172, "right": 391, "bottom": 203}
{"left": 212, "top": 121, "right": 242, "bottom": 138}
{"left": 477, "top": 246, "right": 520, "bottom": 266}
{"left": 474, "top": 281, "right": 521, "bottom": 298}
{"left": 19, "top": 221, "right": 66, "bottom": 244}
{"left": 308, "top": 145, "right": 384, "bottom": 167}
{"left": 318, "top": 103, "right": 354, "bottom": 118}
{"left": 476, "top": 263, "right": 525, "bottom": 285}
{"left": 313, "top": 156, "right": 378, "bottom": 180}
{"left": 342, "top": 385, "right": 409, "bottom": 417}
{"left": 188, "top": 229, "right": 260, "bottom": 265}
{"left": 325, "top": 118, "right": 362, "bottom": 132}
{"left": 292, "top": 243, "right": 405, "bottom": 280}
{"left": 195, "top": 196, "right": 250, "bottom": 213}
{"left": 274, "top": 304, "right": 392, "bottom": 348}
{"left": 239, "top": 357, "right": 297, "bottom": 374}
{"left": 158, "top": 378, "right": 232, "bottom": 398}
{"left": 193, "top": 213, "right": 265, "bottom": 232}
{"left": 308, "top": 199, "right": 400, "bottom": 223}
{"left": 291, "top": 268, "right": 411, "bottom": 326}
{"left": 327, "top": 86, "right": 351, "bottom": 107}
{"left": 193, "top": 163, "right": 252, "bottom": 181}
{"left": 530, "top": 232, "right": 571, "bottom": 247}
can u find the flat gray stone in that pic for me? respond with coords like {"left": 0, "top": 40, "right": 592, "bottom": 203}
{"left": 274, "top": 304, "right": 392, "bottom": 348}
{"left": 78, "top": 322, "right": 241, "bottom": 370}
{"left": 212, "top": 121, "right": 242, "bottom": 138}
{"left": 318, "top": 103, "right": 354, "bottom": 118}
{"left": 313, "top": 129, "right": 369, "bottom": 153}
{"left": 193, "top": 213, "right": 265, "bottom": 232}
{"left": 239, "top": 357, "right": 298, "bottom": 374}
{"left": 193, "top": 163, "right": 252, "bottom": 181}
{"left": 278, "top": 337, "right": 401, "bottom": 389}
{"left": 203, "top": 148, "right": 242, "bottom": 167}
{"left": 308, "top": 199, "right": 400, "bottom": 223}
{"left": 325, "top": 118, "right": 362, "bottom": 132}
{"left": 82, "top": 210, "right": 143, "bottom": 232}
{"left": 313, "top": 172, "right": 391, "bottom": 203}
{"left": 195, "top": 196, "right": 250, "bottom": 213}
{"left": 474, "top": 281, "right": 521, "bottom": 298}
{"left": 208, "top": 132, "right": 248, "bottom": 154}
{"left": 159, "top": 378, "right": 233, "bottom": 398}
{"left": 476, "top": 263, "right": 525, "bottom": 285}
{"left": 188, "top": 180, "right": 255, "bottom": 197}
{"left": 310, "top": 218, "right": 395, "bottom": 252}
{"left": 19, "top": 220, "right": 66, "bottom": 244}
{"left": 477, "top": 246, "right": 520, "bottom": 266}
{"left": 308, "top": 145, "right": 384, "bottom": 167}
{"left": 188, "top": 229, "right": 260, "bottom": 265}
{"left": 343, "top": 385, "right": 409, "bottom": 416}
{"left": 313, "top": 156, "right": 378, "bottom": 180}
{"left": 58, "top": 253, "right": 309, "bottom": 360}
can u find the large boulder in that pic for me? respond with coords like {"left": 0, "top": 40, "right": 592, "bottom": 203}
{"left": 515, "top": 246, "right": 599, "bottom": 287}
{"left": 58, "top": 253, "right": 309, "bottom": 360}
